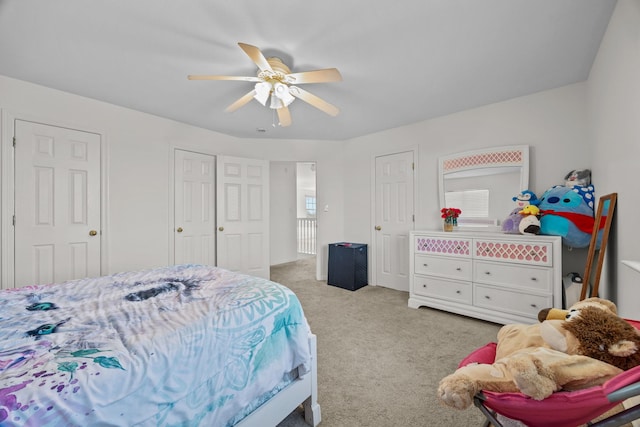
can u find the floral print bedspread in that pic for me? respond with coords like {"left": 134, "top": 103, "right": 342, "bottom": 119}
{"left": 0, "top": 265, "right": 311, "bottom": 426}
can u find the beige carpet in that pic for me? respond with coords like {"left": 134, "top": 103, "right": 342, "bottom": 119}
{"left": 271, "top": 256, "right": 634, "bottom": 427}
{"left": 272, "top": 257, "right": 502, "bottom": 427}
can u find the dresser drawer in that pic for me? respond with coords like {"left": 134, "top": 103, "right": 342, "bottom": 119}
{"left": 413, "top": 275, "right": 472, "bottom": 304}
{"left": 474, "top": 284, "right": 551, "bottom": 319}
{"left": 474, "top": 240, "right": 553, "bottom": 266}
{"left": 474, "top": 261, "right": 552, "bottom": 292}
{"left": 415, "top": 255, "right": 472, "bottom": 281}
{"left": 415, "top": 236, "right": 471, "bottom": 258}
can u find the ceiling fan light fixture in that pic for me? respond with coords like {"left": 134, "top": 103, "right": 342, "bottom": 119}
{"left": 253, "top": 82, "right": 271, "bottom": 106}
{"left": 270, "top": 94, "right": 283, "bottom": 110}
{"left": 273, "top": 83, "right": 295, "bottom": 107}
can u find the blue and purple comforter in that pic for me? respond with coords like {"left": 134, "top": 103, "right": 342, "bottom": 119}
{"left": 0, "top": 265, "right": 311, "bottom": 426}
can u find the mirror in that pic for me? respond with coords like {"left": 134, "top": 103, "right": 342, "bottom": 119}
{"left": 439, "top": 145, "right": 529, "bottom": 229}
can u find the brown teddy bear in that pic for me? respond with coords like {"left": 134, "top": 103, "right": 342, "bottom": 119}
{"left": 546, "top": 304, "right": 640, "bottom": 371}
{"left": 437, "top": 298, "right": 638, "bottom": 410}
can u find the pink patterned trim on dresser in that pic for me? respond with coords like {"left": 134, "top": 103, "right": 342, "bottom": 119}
{"left": 475, "top": 241, "right": 548, "bottom": 264}
{"left": 443, "top": 150, "right": 523, "bottom": 172}
{"left": 416, "top": 238, "right": 471, "bottom": 256}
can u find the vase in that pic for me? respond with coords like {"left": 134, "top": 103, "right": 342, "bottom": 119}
{"left": 443, "top": 219, "right": 454, "bottom": 232}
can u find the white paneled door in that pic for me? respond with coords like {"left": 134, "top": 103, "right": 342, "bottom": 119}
{"left": 14, "top": 120, "right": 101, "bottom": 288}
{"left": 216, "top": 156, "right": 269, "bottom": 279}
{"left": 374, "top": 151, "right": 414, "bottom": 291}
{"left": 174, "top": 149, "right": 216, "bottom": 265}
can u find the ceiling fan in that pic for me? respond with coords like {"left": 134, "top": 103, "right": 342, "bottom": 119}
{"left": 188, "top": 42, "right": 342, "bottom": 127}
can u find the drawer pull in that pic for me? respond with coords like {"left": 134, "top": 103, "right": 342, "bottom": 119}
{"left": 530, "top": 303, "right": 538, "bottom": 308}
{"left": 422, "top": 284, "right": 427, "bottom": 288}
{"left": 456, "top": 267, "right": 462, "bottom": 271}
{"left": 484, "top": 271, "right": 491, "bottom": 275}
{"left": 484, "top": 295, "right": 491, "bottom": 300}
{"left": 423, "top": 263, "right": 428, "bottom": 267}
{"left": 531, "top": 277, "right": 538, "bottom": 281}
{"left": 456, "top": 290, "right": 461, "bottom": 294}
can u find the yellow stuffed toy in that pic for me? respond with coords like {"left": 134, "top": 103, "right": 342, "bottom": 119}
{"left": 537, "top": 297, "right": 617, "bottom": 322}
{"left": 437, "top": 298, "right": 627, "bottom": 410}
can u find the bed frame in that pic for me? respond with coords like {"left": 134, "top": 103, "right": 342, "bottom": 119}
{"left": 237, "top": 333, "right": 321, "bottom": 427}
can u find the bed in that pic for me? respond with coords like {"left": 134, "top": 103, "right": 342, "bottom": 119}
{"left": 0, "top": 264, "right": 321, "bottom": 426}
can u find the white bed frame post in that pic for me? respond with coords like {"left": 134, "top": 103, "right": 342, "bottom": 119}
{"left": 237, "top": 333, "right": 321, "bottom": 426}
{"left": 303, "top": 334, "right": 321, "bottom": 426}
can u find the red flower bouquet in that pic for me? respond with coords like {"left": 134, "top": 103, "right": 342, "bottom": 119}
{"left": 440, "top": 208, "right": 462, "bottom": 221}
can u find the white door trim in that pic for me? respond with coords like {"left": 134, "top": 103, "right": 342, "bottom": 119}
{"left": 369, "top": 145, "right": 419, "bottom": 287}
{"left": 0, "top": 110, "right": 109, "bottom": 288}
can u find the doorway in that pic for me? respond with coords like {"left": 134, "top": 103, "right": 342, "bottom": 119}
{"left": 296, "top": 162, "right": 317, "bottom": 258}
{"left": 268, "top": 161, "right": 317, "bottom": 280}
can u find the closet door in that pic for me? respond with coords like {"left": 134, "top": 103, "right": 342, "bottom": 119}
{"left": 216, "top": 156, "right": 270, "bottom": 279}
{"left": 14, "top": 120, "right": 101, "bottom": 287}
{"left": 174, "top": 149, "right": 216, "bottom": 265}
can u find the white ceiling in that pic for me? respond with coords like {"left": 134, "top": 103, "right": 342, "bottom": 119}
{"left": 0, "top": 0, "right": 616, "bottom": 141}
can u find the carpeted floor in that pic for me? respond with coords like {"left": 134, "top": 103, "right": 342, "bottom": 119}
{"left": 272, "top": 256, "right": 502, "bottom": 427}
{"left": 271, "top": 256, "right": 634, "bottom": 427}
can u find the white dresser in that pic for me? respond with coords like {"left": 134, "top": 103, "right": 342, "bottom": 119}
{"left": 409, "top": 230, "right": 562, "bottom": 324}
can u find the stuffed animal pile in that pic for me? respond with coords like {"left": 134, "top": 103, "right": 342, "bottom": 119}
{"left": 437, "top": 298, "right": 640, "bottom": 410}
{"left": 501, "top": 190, "right": 541, "bottom": 235}
{"left": 500, "top": 170, "right": 606, "bottom": 248}
{"left": 517, "top": 205, "right": 541, "bottom": 235}
{"left": 538, "top": 184, "right": 597, "bottom": 248}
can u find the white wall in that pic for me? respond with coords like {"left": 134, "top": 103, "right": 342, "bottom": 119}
{"left": 0, "top": 75, "right": 345, "bottom": 280}
{"left": 0, "top": 75, "right": 614, "bottom": 293}
{"left": 587, "top": 0, "right": 640, "bottom": 318}
{"left": 270, "top": 161, "right": 298, "bottom": 265}
{"left": 342, "top": 83, "right": 592, "bottom": 274}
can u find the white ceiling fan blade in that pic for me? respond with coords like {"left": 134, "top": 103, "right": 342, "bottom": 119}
{"left": 187, "top": 75, "right": 261, "bottom": 82}
{"left": 286, "top": 68, "right": 343, "bottom": 84}
{"left": 277, "top": 106, "right": 292, "bottom": 127}
{"left": 238, "top": 42, "right": 273, "bottom": 72}
{"left": 225, "top": 90, "right": 257, "bottom": 113}
{"left": 289, "top": 87, "right": 340, "bottom": 117}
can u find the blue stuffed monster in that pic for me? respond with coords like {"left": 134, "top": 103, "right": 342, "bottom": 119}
{"left": 538, "top": 185, "right": 596, "bottom": 248}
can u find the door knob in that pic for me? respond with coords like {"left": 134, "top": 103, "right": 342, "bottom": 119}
{"left": 218, "top": 226, "right": 224, "bottom": 232}
{"left": 176, "top": 227, "right": 183, "bottom": 233}
{"left": 375, "top": 225, "right": 382, "bottom": 231}
{"left": 89, "top": 230, "right": 98, "bottom": 236}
